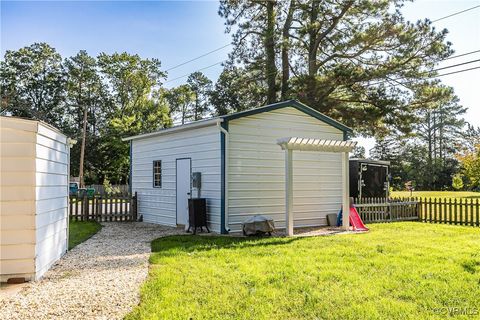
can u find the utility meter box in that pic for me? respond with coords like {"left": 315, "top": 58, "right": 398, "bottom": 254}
{"left": 192, "top": 172, "right": 202, "bottom": 188}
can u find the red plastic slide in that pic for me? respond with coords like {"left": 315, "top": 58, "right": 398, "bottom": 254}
{"left": 349, "top": 207, "right": 369, "bottom": 231}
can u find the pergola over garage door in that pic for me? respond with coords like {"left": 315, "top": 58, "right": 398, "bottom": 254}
{"left": 277, "top": 137, "right": 357, "bottom": 236}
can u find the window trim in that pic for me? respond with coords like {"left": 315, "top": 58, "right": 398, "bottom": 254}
{"left": 153, "top": 160, "right": 162, "bottom": 188}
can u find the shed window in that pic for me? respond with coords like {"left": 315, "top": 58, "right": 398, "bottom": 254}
{"left": 153, "top": 160, "right": 162, "bottom": 188}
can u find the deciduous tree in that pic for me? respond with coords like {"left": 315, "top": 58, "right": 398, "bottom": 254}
{"left": 456, "top": 126, "right": 480, "bottom": 190}
{"left": 1, "top": 43, "right": 66, "bottom": 127}
{"left": 97, "top": 52, "right": 169, "bottom": 183}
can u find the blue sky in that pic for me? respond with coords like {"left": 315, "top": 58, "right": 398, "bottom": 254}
{"left": 1, "top": 0, "right": 479, "bottom": 152}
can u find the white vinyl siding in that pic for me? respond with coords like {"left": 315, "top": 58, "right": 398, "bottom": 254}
{"left": 0, "top": 118, "right": 37, "bottom": 281}
{"left": 227, "top": 107, "right": 344, "bottom": 232}
{"left": 34, "top": 123, "right": 69, "bottom": 278}
{"left": 0, "top": 117, "right": 68, "bottom": 282}
{"left": 131, "top": 125, "right": 221, "bottom": 233}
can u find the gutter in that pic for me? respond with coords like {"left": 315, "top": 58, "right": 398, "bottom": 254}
{"left": 217, "top": 120, "right": 230, "bottom": 233}
{"left": 122, "top": 118, "right": 221, "bottom": 142}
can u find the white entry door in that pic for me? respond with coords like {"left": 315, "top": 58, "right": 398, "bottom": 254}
{"left": 176, "top": 158, "right": 191, "bottom": 226}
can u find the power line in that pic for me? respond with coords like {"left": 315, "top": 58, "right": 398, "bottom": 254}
{"left": 325, "top": 50, "right": 480, "bottom": 89}
{"left": 434, "top": 58, "right": 480, "bottom": 72}
{"left": 335, "top": 59, "right": 480, "bottom": 95}
{"left": 434, "top": 65, "right": 480, "bottom": 78}
{"left": 329, "top": 66, "right": 480, "bottom": 101}
{"left": 164, "top": 61, "right": 224, "bottom": 84}
{"left": 164, "top": 43, "right": 231, "bottom": 72}
{"left": 164, "top": 51, "right": 480, "bottom": 89}
{"left": 238, "top": 53, "right": 480, "bottom": 91}
{"left": 376, "top": 65, "right": 480, "bottom": 87}
{"left": 443, "top": 49, "right": 480, "bottom": 60}
{"left": 432, "top": 4, "right": 480, "bottom": 23}
{"left": 363, "top": 57, "right": 480, "bottom": 87}
{"left": 164, "top": 5, "right": 480, "bottom": 84}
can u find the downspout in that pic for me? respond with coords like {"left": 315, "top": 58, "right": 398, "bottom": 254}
{"left": 66, "top": 138, "right": 77, "bottom": 252}
{"left": 66, "top": 139, "right": 70, "bottom": 252}
{"left": 129, "top": 140, "right": 133, "bottom": 195}
{"left": 217, "top": 120, "right": 230, "bottom": 233}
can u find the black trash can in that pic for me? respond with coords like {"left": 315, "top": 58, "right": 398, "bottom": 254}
{"left": 187, "top": 198, "right": 210, "bottom": 234}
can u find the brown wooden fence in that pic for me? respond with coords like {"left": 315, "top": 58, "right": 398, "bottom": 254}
{"left": 417, "top": 197, "right": 480, "bottom": 227}
{"left": 354, "top": 197, "right": 419, "bottom": 223}
{"left": 70, "top": 192, "right": 137, "bottom": 222}
{"left": 355, "top": 197, "right": 480, "bottom": 227}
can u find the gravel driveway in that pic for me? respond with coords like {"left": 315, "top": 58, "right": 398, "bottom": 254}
{"left": 0, "top": 222, "right": 183, "bottom": 320}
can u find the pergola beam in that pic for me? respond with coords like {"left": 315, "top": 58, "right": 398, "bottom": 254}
{"left": 277, "top": 137, "right": 357, "bottom": 153}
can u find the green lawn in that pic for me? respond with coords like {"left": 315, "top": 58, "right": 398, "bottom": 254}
{"left": 127, "top": 223, "right": 480, "bottom": 320}
{"left": 68, "top": 220, "right": 101, "bottom": 249}
{"left": 392, "top": 191, "right": 480, "bottom": 199}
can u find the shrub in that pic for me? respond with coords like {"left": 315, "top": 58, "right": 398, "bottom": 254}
{"left": 452, "top": 174, "right": 464, "bottom": 190}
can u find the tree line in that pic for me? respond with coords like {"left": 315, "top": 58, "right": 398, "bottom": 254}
{"left": 0, "top": 44, "right": 222, "bottom": 185}
{"left": 1, "top": 0, "right": 478, "bottom": 191}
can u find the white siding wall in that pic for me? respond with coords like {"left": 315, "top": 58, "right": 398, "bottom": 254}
{"left": 34, "top": 123, "right": 68, "bottom": 279}
{"left": 227, "top": 107, "right": 344, "bottom": 232}
{"left": 0, "top": 117, "right": 68, "bottom": 282}
{"left": 132, "top": 125, "right": 221, "bottom": 232}
{"left": 0, "top": 118, "right": 37, "bottom": 281}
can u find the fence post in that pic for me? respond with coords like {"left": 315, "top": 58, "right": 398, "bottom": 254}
{"left": 470, "top": 199, "right": 474, "bottom": 227}
{"left": 388, "top": 200, "right": 392, "bottom": 222}
{"left": 80, "top": 195, "right": 83, "bottom": 221}
{"left": 475, "top": 198, "right": 479, "bottom": 227}
{"left": 415, "top": 197, "right": 418, "bottom": 221}
{"left": 91, "top": 195, "right": 95, "bottom": 221}
{"left": 109, "top": 196, "right": 113, "bottom": 222}
{"left": 96, "top": 196, "right": 100, "bottom": 221}
{"left": 416, "top": 197, "right": 420, "bottom": 221}
{"left": 431, "top": 198, "right": 435, "bottom": 223}
{"left": 447, "top": 198, "right": 450, "bottom": 224}
{"left": 440, "top": 198, "right": 444, "bottom": 224}
{"left": 82, "top": 195, "right": 87, "bottom": 221}
{"left": 75, "top": 196, "right": 78, "bottom": 221}
{"left": 454, "top": 198, "right": 459, "bottom": 225}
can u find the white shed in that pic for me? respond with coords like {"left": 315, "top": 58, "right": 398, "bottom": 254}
{"left": 1, "top": 116, "right": 69, "bottom": 282}
{"left": 124, "top": 100, "right": 354, "bottom": 234}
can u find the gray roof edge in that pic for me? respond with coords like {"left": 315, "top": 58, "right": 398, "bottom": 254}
{"left": 222, "top": 100, "right": 353, "bottom": 133}
{"left": 122, "top": 118, "right": 222, "bottom": 141}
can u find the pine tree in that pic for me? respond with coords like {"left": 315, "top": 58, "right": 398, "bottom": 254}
{"left": 187, "top": 72, "right": 213, "bottom": 121}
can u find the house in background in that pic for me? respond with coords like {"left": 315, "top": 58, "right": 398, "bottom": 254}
{"left": 0, "top": 117, "right": 70, "bottom": 282}
{"left": 124, "top": 100, "right": 354, "bottom": 234}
